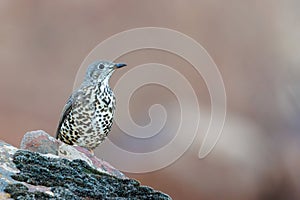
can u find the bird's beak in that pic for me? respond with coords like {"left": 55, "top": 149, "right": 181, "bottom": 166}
{"left": 114, "top": 63, "right": 127, "bottom": 69}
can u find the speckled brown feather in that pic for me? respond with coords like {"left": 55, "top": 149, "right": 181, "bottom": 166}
{"left": 56, "top": 61, "right": 125, "bottom": 150}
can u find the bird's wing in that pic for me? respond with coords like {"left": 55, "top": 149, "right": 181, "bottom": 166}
{"left": 56, "top": 96, "right": 74, "bottom": 138}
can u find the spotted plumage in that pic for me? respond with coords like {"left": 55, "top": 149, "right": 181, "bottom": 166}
{"left": 56, "top": 61, "right": 126, "bottom": 150}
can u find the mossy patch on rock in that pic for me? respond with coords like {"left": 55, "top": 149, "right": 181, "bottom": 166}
{"left": 5, "top": 150, "right": 171, "bottom": 200}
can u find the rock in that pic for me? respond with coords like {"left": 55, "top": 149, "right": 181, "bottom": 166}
{"left": 21, "top": 130, "right": 125, "bottom": 179}
{"left": 0, "top": 141, "right": 19, "bottom": 196}
{"left": 0, "top": 131, "right": 172, "bottom": 200}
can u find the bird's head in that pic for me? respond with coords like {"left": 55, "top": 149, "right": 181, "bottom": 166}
{"left": 84, "top": 61, "right": 126, "bottom": 84}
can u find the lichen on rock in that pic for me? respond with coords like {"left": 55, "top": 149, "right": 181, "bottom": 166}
{"left": 0, "top": 131, "right": 172, "bottom": 200}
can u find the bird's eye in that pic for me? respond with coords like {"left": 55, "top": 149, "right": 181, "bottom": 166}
{"left": 98, "top": 64, "right": 104, "bottom": 69}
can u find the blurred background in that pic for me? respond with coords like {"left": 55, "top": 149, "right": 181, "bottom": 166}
{"left": 0, "top": 1, "right": 300, "bottom": 199}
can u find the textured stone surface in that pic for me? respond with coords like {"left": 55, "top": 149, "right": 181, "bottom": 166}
{"left": 0, "top": 131, "right": 172, "bottom": 199}
{"left": 21, "top": 130, "right": 125, "bottom": 179}
{"left": 0, "top": 141, "right": 19, "bottom": 198}
{"left": 0, "top": 142, "right": 57, "bottom": 199}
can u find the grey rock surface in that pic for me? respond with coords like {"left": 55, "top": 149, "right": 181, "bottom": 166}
{"left": 0, "top": 131, "right": 172, "bottom": 200}
{"left": 21, "top": 130, "right": 125, "bottom": 179}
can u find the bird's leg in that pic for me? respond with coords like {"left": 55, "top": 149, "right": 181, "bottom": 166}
{"left": 89, "top": 149, "right": 94, "bottom": 155}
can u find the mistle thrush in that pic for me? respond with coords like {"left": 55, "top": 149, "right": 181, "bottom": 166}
{"left": 56, "top": 61, "right": 126, "bottom": 150}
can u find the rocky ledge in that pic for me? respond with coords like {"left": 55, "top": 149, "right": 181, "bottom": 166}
{"left": 0, "top": 130, "right": 171, "bottom": 200}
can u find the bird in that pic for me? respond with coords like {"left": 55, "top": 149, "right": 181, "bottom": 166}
{"left": 56, "top": 61, "right": 126, "bottom": 150}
